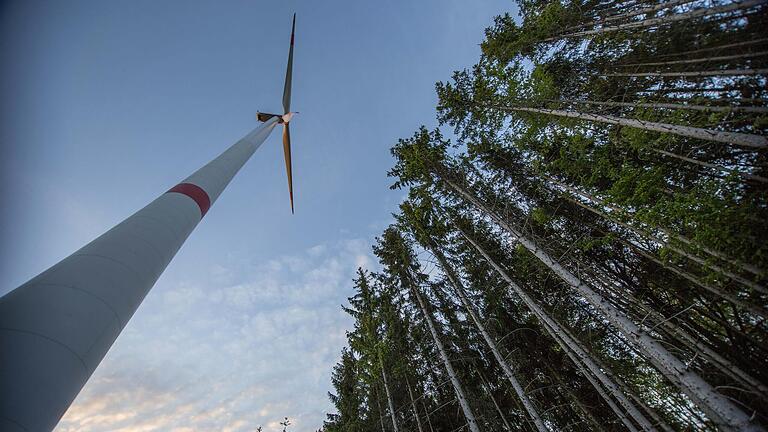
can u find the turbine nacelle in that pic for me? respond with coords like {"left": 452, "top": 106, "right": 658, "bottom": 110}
{"left": 281, "top": 112, "right": 296, "bottom": 123}
{"left": 256, "top": 112, "right": 297, "bottom": 124}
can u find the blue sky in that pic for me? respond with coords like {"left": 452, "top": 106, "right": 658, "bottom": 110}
{"left": 0, "top": 1, "right": 515, "bottom": 430}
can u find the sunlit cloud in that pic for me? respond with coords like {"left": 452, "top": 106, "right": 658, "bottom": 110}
{"left": 56, "top": 239, "right": 374, "bottom": 432}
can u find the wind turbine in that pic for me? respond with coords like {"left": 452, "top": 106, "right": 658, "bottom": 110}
{"left": 0, "top": 14, "right": 298, "bottom": 432}
{"left": 258, "top": 12, "right": 297, "bottom": 213}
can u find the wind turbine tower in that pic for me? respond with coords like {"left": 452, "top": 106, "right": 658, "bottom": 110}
{"left": 0, "top": 14, "right": 298, "bottom": 432}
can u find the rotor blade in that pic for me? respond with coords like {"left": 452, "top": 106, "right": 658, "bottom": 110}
{"left": 282, "top": 123, "right": 294, "bottom": 214}
{"left": 282, "top": 13, "right": 295, "bottom": 114}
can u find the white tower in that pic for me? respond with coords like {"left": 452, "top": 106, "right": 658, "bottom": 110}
{"left": 0, "top": 15, "right": 297, "bottom": 432}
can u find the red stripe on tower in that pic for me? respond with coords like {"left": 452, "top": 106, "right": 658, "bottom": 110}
{"left": 167, "top": 183, "right": 211, "bottom": 217}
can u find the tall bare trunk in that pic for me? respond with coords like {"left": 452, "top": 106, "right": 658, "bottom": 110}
{"left": 476, "top": 368, "right": 513, "bottom": 431}
{"left": 422, "top": 395, "right": 435, "bottom": 432}
{"left": 652, "top": 148, "right": 768, "bottom": 184}
{"left": 622, "top": 242, "right": 767, "bottom": 317}
{"left": 542, "top": 175, "right": 763, "bottom": 277}
{"left": 655, "top": 38, "right": 768, "bottom": 59}
{"left": 604, "top": 68, "right": 768, "bottom": 77}
{"left": 405, "top": 376, "right": 425, "bottom": 432}
{"left": 543, "top": 361, "right": 606, "bottom": 431}
{"left": 638, "top": 87, "right": 739, "bottom": 93}
{"left": 545, "top": 0, "right": 765, "bottom": 41}
{"left": 598, "top": 0, "right": 695, "bottom": 24}
{"left": 409, "top": 279, "right": 481, "bottom": 432}
{"left": 561, "top": 0, "right": 696, "bottom": 33}
{"left": 380, "top": 356, "right": 400, "bottom": 432}
{"left": 568, "top": 206, "right": 768, "bottom": 315}
{"left": 442, "top": 176, "right": 761, "bottom": 431}
{"left": 495, "top": 105, "right": 767, "bottom": 149}
{"left": 375, "top": 387, "right": 388, "bottom": 432}
{"left": 557, "top": 99, "right": 768, "bottom": 114}
{"left": 617, "top": 50, "right": 768, "bottom": 67}
{"left": 613, "top": 287, "right": 768, "bottom": 400}
{"left": 542, "top": 315, "right": 641, "bottom": 432}
{"left": 429, "top": 245, "right": 549, "bottom": 432}
{"left": 458, "top": 229, "right": 658, "bottom": 432}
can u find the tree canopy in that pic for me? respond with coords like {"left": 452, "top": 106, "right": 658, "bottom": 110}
{"left": 323, "top": 1, "right": 767, "bottom": 430}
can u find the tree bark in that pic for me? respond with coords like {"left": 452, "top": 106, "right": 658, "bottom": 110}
{"left": 545, "top": 0, "right": 766, "bottom": 41}
{"left": 652, "top": 148, "right": 768, "bottom": 185}
{"left": 598, "top": 0, "right": 696, "bottom": 24}
{"left": 561, "top": 0, "right": 696, "bottom": 33}
{"left": 476, "top": 368, "right": 514, "bottom": 431}
{"left": 542, "top": 314, "right": 641, "bottom": 432}
{"left": 409, "top": 278, "right": 481, "bottom": 432}
{"left": 442, "top": 175, "right": 761, "bottom": 432}
{"left": 557, "top": 99, "right": 768, "bottom": 114}
{"left": 604, "top": 68, "right": 768, "bottom": 77}
{"left": 617, "top": 50, "right": 768, "bottom": 67}
{"left": 375, "top": 386, "right": 388, "bottom": 432}
{"left": 543, "top": 360, "right": 606, "bottom": 431}
{"left": 406, "top": 376, "right": 426, "bottom": 432}
{"left": 429, "top": 245, "right": 550, "bottom": 432}
{"left": 542, "top": 175, "right": 763, "bottom": 277}
{"left": 580, "top": 258, "right": 768, "bottom": 396}
{"left": 655, "top": 38, "right": 768, "bottom": 59}
{"left": 558, "top": 200, "right": 768, "bottom": 316}
{"left": 494, "top": 105, "right": 768, "bottom": 149}
{"left": 380, "top": 356, "right": 400, "bottom": 432}
{"left": 458, "top": 228, "right": 658, "bottom": 432}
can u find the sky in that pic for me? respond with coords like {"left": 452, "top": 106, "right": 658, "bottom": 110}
{"left": 0, "top": 1, "right": 516, "bottom": 430}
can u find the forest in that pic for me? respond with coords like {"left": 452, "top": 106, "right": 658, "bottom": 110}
{"left": 322, "top": 0, "right": 767, "bottom": 430}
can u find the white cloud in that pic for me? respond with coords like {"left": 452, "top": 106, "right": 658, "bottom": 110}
{"left": 56, "top": 238, "right": 374, "bottom": 432}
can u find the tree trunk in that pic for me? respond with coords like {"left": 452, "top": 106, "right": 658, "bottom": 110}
{"left": 561, "top": 0, "right": 696, "bottom": 33}
{"left": 562, "top": 193, "right": 768, "bottom": 302}
{"left": 542, "top": 175, "right": 763, "bottom": 277}
{"left": 607, "top": 281, "right": 768, "bottom": 401}
{"left": 495, "top": 105, "right": 767, "bottom": 149}
{"left": 598, "top": 0, "right": 695, "bottom": 24}
{"left": 409, "top": 278, "right": 481, "bottom": 432}
{"left": 406, "top": 376, "right": 426, "bottom": 432}
{"left": 617, "top": 50, "right": 768, "bottom": 67}
{"left": 604, "top": 68, "right": 768, "bottom": 77}
{"left": 621, "top": 241, "right": 767, "bottom": 318}
{"left": 543, "top": 361, "right": 606, "bottom": 431}
{"left": 442, "top": 176, "right": 761, "bottom": 431}
{"left": 557, "top": 99, "right": 768, "bottom": 114}
{"left": 380, "top": 356, "right": 400, "bottom": 432}
{"left": 375, "top": 386, "right": 388, "bottom": 432}
{"left": 542, "top": 315, "right": 641, "bottom": 432}
{"left": 476, "top": 368, "right": 514, "bottom": 431}
{"left": 545, "top": 0, "right": 765, "bottom": 41}
{"left": 638, "top": 87, "right": 740, "bottom": 93}
{"left": 422, "top": 394, "right": 436, "bottom": 432}
{"left": 458, "top": 228, "right": 658, "bottom": 432}
{"left": 429, "top": 245, "right": 550, "bottom": 432}
{"left": 593, "top": 0, "right": 646, "bottom": 19}
{"left": 574, "top": 323, "right": 677, "bottom": 432}
{"left": 565, "top": 206, "right": 768, "bottom": 317}
{"left": 655, "top": 38, "right": 768, "bottom": 59}
{"left": 652, "top": 148, "right": 768, "bottom": 184}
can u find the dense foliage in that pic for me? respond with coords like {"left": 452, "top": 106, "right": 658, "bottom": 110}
{"left": 323, "top": 1, "right": 767, "bottom": 430}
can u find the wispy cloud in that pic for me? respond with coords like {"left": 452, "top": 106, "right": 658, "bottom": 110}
{"left": 56, "top": 238, "right": 375, "bottom": 432}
